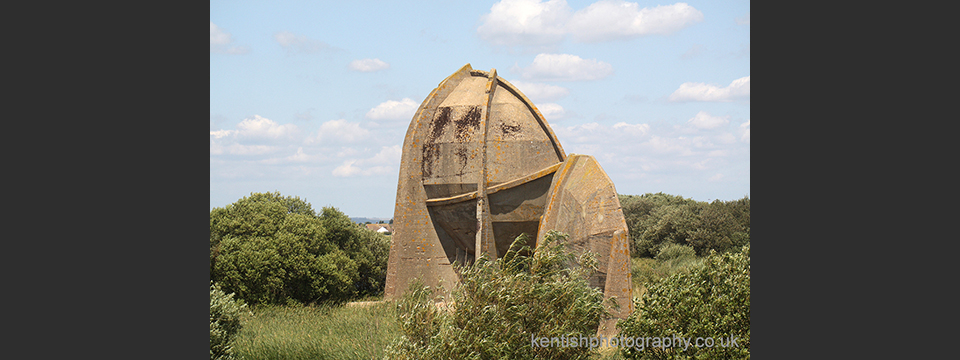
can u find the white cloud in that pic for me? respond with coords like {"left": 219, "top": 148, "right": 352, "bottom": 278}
{"left": 349, "top": 58, "right": 390, "bottom": 72}
{"left": 509, "top": 81, "right": 569, "bottom": 101}
{"left": 567, "top": 1, "right": 704, "bottom": 42}
{"left": 332, "top": 145, "right": 402, "bottom": 177}
{"left": 332, "top": 160, "right": 363, "bottom": 177}
{"left": 367, "top": 145, "right": 403, "bottom": 165}
{"left": 210, "top": 115, "right": 299, "bottom": 142}
{"left": 687, "top": 111, "right": 730, "bottom": 129}
{"left": 716, "top": 132, "right": 737, "bottom": 145}
{"left": 210, "top": 129, "right": 234, "bottom": 139}
{"left": 477, "top": 1, "right": 704, "bottom": 47}
{"left": 668, "top": 76, "right": 750, "bottom": 102}
{"left": 646, "top": 135, "right": 694, "bottom": 156}
{"left": 477, "top": 0, "right": 572, "bottom": 47}
{"left": 235, "top": 115, "right": 300, "bottom": 140}
{"left": 739, "top": 120, "right": 750, "bottom": 143}
{"left": 555, "top": 122, "right": 601, "bottom": 143}
{"left": 536, "top": 103, "right": 566, "bottom": 120}
{"left": 210, "top": 22, "right": 249, "bottom": 54}
{"left": 209, "top": 115, "right": 301, "bottom": 156}
{"left": 210, "top": 22, "right": 231, "bottom": 45}
{"left": 613, "top": 122, "right": 650, "bottom": 136}
{"left": 210, "top": 142, "right": 275, "bottom": 156}
{"left": 519, "top": 53, "right": 613, "bottom": 81}
{"left": 708, "top": 173, "right": 724, "bottom": 182}
{"left": 365, "top": 98, "right": 419, "bottom": 120}
{"left": 274, "top": 31, "right": 333, "bottom": 54}
{"left": 310, "top": 119, "right": 370, "bottom": 144}
{"left": 283, "top": 147, "right": 327, "bottom": 163}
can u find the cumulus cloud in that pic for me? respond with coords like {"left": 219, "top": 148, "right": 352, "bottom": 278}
{"left": 477, "top": 1, "right": 703, "bottom": 47}
{"left": 536, "top": 103, "right": 566, "bottom": 120}
{"left": 646, "top": 135, "right": 695, "bottom": 156}
{"left": 365, "top": 98, "right": 419, "bottom": 120}
{"left": 566, "top": 1, "right": 704, "bottom": 42}
{"left": 283, "top": 147, "right": 327, "bottom": 163}
{"left": 668, "top": 76, "right": 750, "bottom": 102}
{"left": 210, "top": 115, "right": 299, "bottom": 142}
{"left": 210, "top": 22, "right": 249, "bottom": 54}
{"left": 367, "top": 145, "right": 403, "bottom": 165}
{"left": 687, "top": 111, "right": 730, "bottom": 129}
{"left": 332, "top": 160, "right": 363, "bottom": 177}
{"left": 274, "top": 31, "right": 334, "bottom": 54}
{"left": 236, "top": 115, "right": 300, "bottom": 139}
{"left": 613, "top": 122, "right": 650, "bottom": 136}
{"left": 332, "top": 145, "right": 402, "bottom": 177}
{"left": 518, "top": 53, "right": 613, "bottom": 81}
{"left": 210, "top": 115, "right": 301, "bottom": 156}
{"left": 477, "top": 0, "right": 572, "bottom": 47}
{"left": 509, "top": 81, "right": 569, "bottom": 101}
{"left": 546, "top": 118, "right": 750, "bottom": 189}
{"left": 311, "top": 119, "right": 370, "bottom": 144}
{"left": 349, "top": 58, "right": 390, "bottom": 72}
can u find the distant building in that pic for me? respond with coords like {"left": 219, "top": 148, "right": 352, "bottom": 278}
{"left": 365, "top": 223, "right": 392, "bottom": 233}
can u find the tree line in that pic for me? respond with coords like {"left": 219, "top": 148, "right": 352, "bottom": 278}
{"left": 620, "top": 192, "right": 750, "bottom": 258}
{"left": 209, "top": 191, "right": 749, "bottom": 306}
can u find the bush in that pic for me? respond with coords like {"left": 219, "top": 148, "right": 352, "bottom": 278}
{"left": 385, "top": 231, "right": 614, "bottom": 360}
{"left": 618, "top": 244, "right": 750, "bottom": 359}
{"left": 210, "top": 282, "right": 248, "bottom": 360}
{"left": 210, "top": 192, "right": 390, "bottom": 306}
{"left": 654, "top": 243, "right": 696, "bottom": 262}
{"left": 631, "top": 244, "right": 702, "bottom": 292}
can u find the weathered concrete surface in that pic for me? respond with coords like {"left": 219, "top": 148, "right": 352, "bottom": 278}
{"left": 384, "top": 64, "right": 631, "bottom": 334}
{"left": 385, "top": 64, "right": 565, "bottom": 299}
{"left": 537, "top": 154, "right": 633, "bottom": 337}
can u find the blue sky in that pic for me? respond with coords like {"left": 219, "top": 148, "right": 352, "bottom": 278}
{"left": 211, "top": 0, "right": 750, "bottom": 218}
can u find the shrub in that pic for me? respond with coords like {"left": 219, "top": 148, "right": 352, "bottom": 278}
{"left": 385, "top": 231, "right": 614, "bottom": 360}
{"left": 210, "top": 282, "right": 248, "bottom": 360}
{"left": 210, "top": 192, "right": 390, "bottom": 306}
{"left": 654, "top": 243, "right": 696, "bottom": 262}
{"left": 631, "top": 244, "right": 703, "bottom": 292}
{"left": 618, "top": 244, "right": 750, "bottom": 360}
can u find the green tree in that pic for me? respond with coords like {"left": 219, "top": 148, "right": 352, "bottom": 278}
{"left": 210, "top": 192, "right": 389, "bottom": 305}
{"left": 620, "top": 194, "right": 750, "bottom": 257}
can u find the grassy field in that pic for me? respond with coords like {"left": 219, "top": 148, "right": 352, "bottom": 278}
{"left": 232, "top": 300, "right": 400, "bottom": 360}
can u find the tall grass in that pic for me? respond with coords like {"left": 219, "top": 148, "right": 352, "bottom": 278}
{"left": 232, "top": 301, "right": 400, "bottom": 360}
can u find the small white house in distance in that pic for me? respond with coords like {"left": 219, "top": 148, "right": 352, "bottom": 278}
{"left": 364, "top": 223, "right": 393, "bottom": 234}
